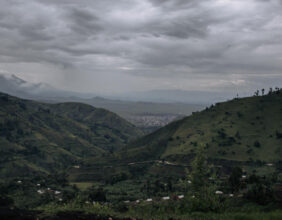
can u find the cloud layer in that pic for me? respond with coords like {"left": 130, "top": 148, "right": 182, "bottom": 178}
{"left": 0, "top": 0, "right": 282, "bottom": 95}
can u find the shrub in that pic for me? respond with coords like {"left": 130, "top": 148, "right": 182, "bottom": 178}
{"left": 247, "top": 149, "right": 253, "bottom": 154}
{"left": 235, "top": 131, "right": 241, "bottom": 139}
{"left": 87, "top": 187, "right": 106, "bottom": 202}
{"left": 244, "top": 183, "right": 274, "bottom": 205}
{"left": 276, "top": 131, "right": 282, "bottom": 139}
{"left": 217, "top": 129, "right": 226, "bottom": 139}
{"left": 113, "top": 202, "right": 128, "bottom": 213}
{"left": 186, "top": 189, "right": 223, "bottom": 213}
{"left": 228, "top": 167, "right": 243, "bottom": 192}
{"left": 0, "top": 195, "right": 14, "bottom": 207}
{"left": 254, "top": 141, "right": 261, "bottom": 148}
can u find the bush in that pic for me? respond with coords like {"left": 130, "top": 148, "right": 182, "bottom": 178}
{"left": 112, "top": 202, "right": 128, "bottom": 213}
{"left": 228, "top": 167, "right": 243, "bottom": 192}
{"left": 253, "top": 141, "right": 261, "bottom": 148}
{"left": 276, "top": 131, "right": 282, "bottom": 139}
{"left": 244, "top": 183, "right": 274, "bottom": 205}
{"left": 186, "top": 189, "right": 224, "bottom": 213}
{"left": 0, "top": 195, "right": 14, "bottom": 207}
{"left": 87, "top": 187, "right": 107, "bottom": 202}
{"left": 107, "top": 172, "right": 129, "bottom": 184}
{"left": 217, "top": 129, "right": 226, "bottom": 139}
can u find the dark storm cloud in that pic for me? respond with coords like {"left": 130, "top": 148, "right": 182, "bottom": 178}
{"left": 148, "top": 0, "right": 202, "bottom": 9}
{"left": 67, "top": 7, "right": 103, "bottom": 36}
{"left": 0, "top": 0, "right": 281, "bottom": 94}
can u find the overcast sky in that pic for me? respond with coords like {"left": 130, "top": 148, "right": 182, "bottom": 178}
{"left": 0, "top": 0, "right": 282, "bottom": 96}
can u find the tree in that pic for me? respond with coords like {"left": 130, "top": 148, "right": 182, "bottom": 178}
{"left": 167, "top": 178, "right": 173, "bottom": 192}
{"left": 268, "top": 87, "right": 273, "bottom": 94}
{"left": 228, "top": 167, "right": 243, "bottom": 192}
{"left": 88, "top": 187, "right": 106, "bottom": 202}
{"left": 0, "top": 195, "right": 14, "bottom": 207}
{"left": 261, "top": 88, "right": 265, "bottom": 96}
{"left": 187, "top": 145, "right": 222, "bottom": 212}
{"left": 254, "top": 141, "right": 261, "bottom": 148}
{"left": 190, "top": 145, "right": 209, "bottom": 193}
{"left": 235, "top": 131, "right": 241, "bottom": 139}
{"left": 276, "top": 131, "right": 282, "bottom": 139}
{"left": 245, "top": 182, "right": 274, "bottom": 205}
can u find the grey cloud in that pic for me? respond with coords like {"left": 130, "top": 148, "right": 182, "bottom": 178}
{"left": 66, "top": 7, "right": 103, "bottom": 35}
{"left": 148, "top": 0, "right": 202, "bottom": 9}
{"left": 0, "top": 0, "right": 281, "bottom": 95}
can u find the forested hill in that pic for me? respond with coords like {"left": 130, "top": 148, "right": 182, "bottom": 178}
{"left": 0, "top": 92, "right": 143, "bottom": 178}
{"left": 119, "top": 89, "right": 282, "bottom": 171}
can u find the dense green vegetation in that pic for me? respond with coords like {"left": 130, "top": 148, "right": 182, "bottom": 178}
{"left": 1, "top": 145, "right": 281, "bottom": 219}
{"left": 1, "top": 89, "right": 282, "bottom": 219}
{"left": 0, "top": 92, "right": 142, "bottom": 179}
{"left": 116, "top": 88, "right": 282, "bottom": 177}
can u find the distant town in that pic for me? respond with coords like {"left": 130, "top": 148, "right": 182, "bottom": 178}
{"left": 127, "top": 113, "right": 184, "bottom": 131}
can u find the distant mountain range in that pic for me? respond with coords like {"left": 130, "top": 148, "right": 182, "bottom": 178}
{"left": 0, "top": 73, "right": 242, "bottom": 104}
{"left": 120, "top": 89, "right": 241, "bottom": 104}
{"left": 0, "top": 74, "right": 94, "bottom": 99}
{"left": 0, "top": 74, "right": 206, "bottom": 131}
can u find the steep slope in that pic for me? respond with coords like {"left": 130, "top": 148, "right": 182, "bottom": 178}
{"left": 0, "top": 92, "right": 142, "bottom": 178}
{"left": 119, "top": 90, "right": 282, "bottom": 172}
{"left": 51, "top": 102, "right": 143, "bottom": 146}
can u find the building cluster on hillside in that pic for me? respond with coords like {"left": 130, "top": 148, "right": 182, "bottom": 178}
{"left": 127, "top": 114, "right": 183, "bottom": 128}
{"left": 122, "top": 191, "right": 238, "bottom": 204}
{"left": 16, "top": 180, "right": 63, "bottom": 201}
{"left": 123, "top": 195, "right": 185, "bottom": 204}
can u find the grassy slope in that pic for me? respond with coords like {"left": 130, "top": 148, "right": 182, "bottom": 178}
{"left": 120, "top": 91, "right": 282, "bottom": 169}
{"left": 69, "top": 92, "right": 282, "bottom": 183}
{"left": 51, "top": 102, "right": 143, "bottom": 146}
{"left": 0, "top": 92, "right": 142, "bottom": 178}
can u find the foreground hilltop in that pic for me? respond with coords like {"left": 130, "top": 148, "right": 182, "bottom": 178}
{"left": 0, "top": 92, "right": 142, "bottom": 178}
{"left": 116, "top": 89, "right": 282, "bottom": 176}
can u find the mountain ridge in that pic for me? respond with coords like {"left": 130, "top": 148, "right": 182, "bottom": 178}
{"left": 0, "top": 92, "right": 142, "bottom": 179}
{"left": 110, "top": 89, "right": 282, "bottom": 178}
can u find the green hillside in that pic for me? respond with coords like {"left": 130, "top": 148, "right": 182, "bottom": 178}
{"left": 113, "top": 89, "right": 282, "bottom": 177}
{"left": 1, "top": 91, "right": 282, "bottom": 218}
{"left": 0, "top": 92, "right": 142, "bottom": 179}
